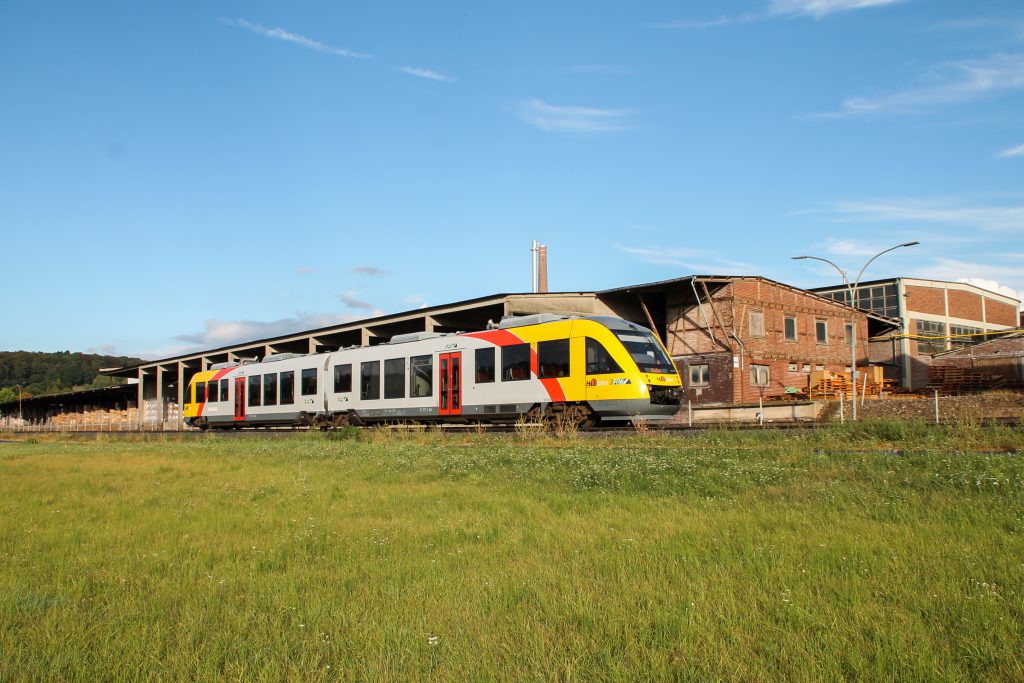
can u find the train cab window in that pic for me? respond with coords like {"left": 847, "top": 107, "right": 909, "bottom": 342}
{"left": 410, "top": 355, "right": 433, "bottom": 397}
{"left": 195, "top": 382, "right": 207, "bottom": 403}
{"left": 334, "top": 364, "right": 352, "bottom": 393}
{"left": 502, "top": 344, "right": 531, "bottom": 381}
{"left": 220, "top": 379, "right": 229, "bottom": 402}
{"left": 586, "top": 338, "right": 623, "bottom": 375}
{"left": 280, "top": 371, "right": 295, "bottom": 405}
{"left": 361, "top": 361, "right": 380, "bottom": 400}
{"left": 301, "top": 368, "right": 317, "bottom": 396}
{"left": 538, "top": 339, "right": 570, "bottom": 379}
{"left": 263, "top": 373, "right": 278, "bottom": 406}
{"left": 384, "top": 358, "right": 406, "bottom": 399}
{"left": 475, "top": 348, "right": 495, "bottom": 383}
{"left": 248, "top": 376, "right": 261, "bottom": 407}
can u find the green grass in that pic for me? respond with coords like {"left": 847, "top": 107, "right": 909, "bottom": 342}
{"left": 1, "top": 424, "right": 1022, "bottom": 681}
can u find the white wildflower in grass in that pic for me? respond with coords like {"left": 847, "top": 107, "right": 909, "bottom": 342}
{"left": 428, "top": 635, "right": 439, "bottom": 646}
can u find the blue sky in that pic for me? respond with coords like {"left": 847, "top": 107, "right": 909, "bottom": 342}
{"left": 1, "top": 0, "right": 1022, "bottom": 359}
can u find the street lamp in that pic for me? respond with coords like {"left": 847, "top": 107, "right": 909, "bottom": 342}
{"left": 792, "top": 241, "right": 919, "bottom": 420}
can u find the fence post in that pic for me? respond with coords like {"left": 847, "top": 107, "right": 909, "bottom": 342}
{"left": 839, "top": 392, "right": 845, "bottom": 424}
{"left": 934, "top": 389, "right": 940, "bottom": 425}
{"left": 687, "top": 400, "right": 692, "bottom": 427}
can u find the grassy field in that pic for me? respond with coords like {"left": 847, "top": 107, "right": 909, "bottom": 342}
{"left": 1, "top": 423, "right": 1022, "bottom": 681}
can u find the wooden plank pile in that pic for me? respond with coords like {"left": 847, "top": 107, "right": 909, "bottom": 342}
{"left": 808, "top": 370, "right": 853, "bottom": 399}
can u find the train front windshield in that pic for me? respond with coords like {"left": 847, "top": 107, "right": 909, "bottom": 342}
{"left": 613, "top": 331, "right": 675, "bottom": 374}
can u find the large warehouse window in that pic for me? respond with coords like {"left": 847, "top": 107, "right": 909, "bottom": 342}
{"left": 410, "top": 355, "right": 432, "bottom": 397}
{"left": 280, "top": 371, "right": 294, "bottom": 405}
{"left": 334, "top": 364, "right": 352, "bottom": 393}
{"left": 502, "top": 344, "right": 531, "bottom": 381}
{"left": 816, "top": 320, "right": 828, "bottom": 345}
{"left": 538, "top": 339, "right": 570, "bottom": 378}
{"left": 916, "top": 320, "right": 948, "bottom": 354}
{"left": 475, "top": 348, "right": 495, "bottom": 383}
{"left": 361, "top": 361, "right": 380, "bottom": 400}
{"left": 384, "top": 358, "right": 406, "bottom": 399}
{"left": 301, "top": 368, "right": 317, "bottom": 396}
{"left": 586, "top": 338, "right": 622, "bottom": 375}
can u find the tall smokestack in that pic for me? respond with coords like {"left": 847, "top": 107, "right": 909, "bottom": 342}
{"left": 531, "top": 240, "right": 538, "bottom": 293}
{"left": 538, "top": 244, "right": 548, "bottom": 293}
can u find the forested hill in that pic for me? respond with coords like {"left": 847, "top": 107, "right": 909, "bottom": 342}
{"left": 0, "top": 351, "right": 144, "bottom": 399}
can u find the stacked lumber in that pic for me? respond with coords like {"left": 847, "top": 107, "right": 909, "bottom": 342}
{"left": 808, "top": 370, "right": 853, "bottom": 399}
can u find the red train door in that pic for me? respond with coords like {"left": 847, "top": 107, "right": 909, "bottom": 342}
{"left": 439, "top": 352, "right": 462, "bottom": 416}
{"left": 234, "top": 377, "right": 246, "bottom": 421}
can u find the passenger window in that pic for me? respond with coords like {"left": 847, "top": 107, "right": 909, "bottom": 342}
{"left": 195, "top": 382, "right": 207, "bottom": 403}
{"left": 410, "top": 355, "right": 433, "bottom": 397}
{"left": 247, "top": 376, "right": 261, "bottom": 407}
{"left": 361, "top": 361, "right": 380, "bottom": 400}
{"left": 279, "top": 371, "right": 295, "bottom": 405}
{"left": 502, "top": 344, "right": 531, "bottom": 381}
{"left": 475, "top": 347, "right": 495, "bottom": 383}
{"left": 220, "top": 379, "right": 229, "bottom": 402}
{"left": 334, "top": 364, "right": 352, "bottom": 393}
{"left": 263, "top": 373, "right": 278, "bottom": 406}
{"left": 301, "top": 368, "right": 317, "bottom": 396}
{"left": 384, "top": 358, "right": 405, "bottom": 399}
{"left": 538, "top": 339, "right": 570, "bottom": 379}
{"left": 586, "top": 338, "right": 623, "bottom": 375}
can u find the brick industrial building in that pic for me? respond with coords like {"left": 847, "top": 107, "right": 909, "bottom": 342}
{"left": 811, "top": 278, "right": 1020, "bottom": 388}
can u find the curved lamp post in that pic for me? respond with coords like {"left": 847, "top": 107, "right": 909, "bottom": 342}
{"left": 792, "top": 241, "right": 919, "bottom": 420}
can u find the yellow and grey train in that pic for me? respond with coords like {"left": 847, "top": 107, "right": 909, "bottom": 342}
{"left": 183, "top": 315, "right": 682, "bottom": 429}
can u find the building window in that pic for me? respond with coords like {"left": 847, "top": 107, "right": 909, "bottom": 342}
{"left": 502, "top": 343, "right": 531, "bottom": 381}
{"left": 749, "top": 310, "right": 765, "bottom": 338}
{"left": 384, "top": 358, "right": 406, "bottom": 399}
{"left": 823, "top": 283, "right": 899, "bottom": 318}
{"left": 301, "top": 368, "right": 317, "bottom": 396}
{"left": 844, "top": 323, "right": 854, "bottom": 347}
{"left": 784, "top": 316, "right": 797, "bottom": 341}
{"left": 360, "top": 361, "right": 380, "bottom": 400}
{"left": 333, "top": 364, "right": 352, "bottom": 393}
{"left": 750, "top": 364, "right": 770, "bottom": 387}
{"left": 816, "top": 319, "right": 828, "bottom": 344}
{"left": 788, "top": 363, "right": 798, "bottom": 372}
{"left": 950, "top": 325, "right": 982, "bottom": 350}
{"left": 263, "top": 373, "right": 278, "bottom": 406}
{"left": 410, "top": 355, "right": 433, "bottom": 397}
{"left": 247, "top": 376, "right": 261, "bottom": 407}
{"left": 802, "top": 364, "right": 811, "bottom": 373}
{"left": 689, "top": 364, "right": 709, "bottom": 386}
{"left": 220, "top": 379, "right": 229, "bottom": 402}
{"left": 538, "top": 339, "right": 570, "bottom": 379}
{"left": 280, "top": 371, "right": 294, "bottom": 405}
{"left": 586, "top": 338, "right": 622, "bottom": 375}
{"left": 916, "top": 320, "right": 948, "bottom": 354}
{"left": 475, "top": 348, "right": 495, "bottom": 383}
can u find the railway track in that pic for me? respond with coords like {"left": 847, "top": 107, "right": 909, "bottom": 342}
{"left": 4, "top": 416, "right": 1019, "bottom": 440}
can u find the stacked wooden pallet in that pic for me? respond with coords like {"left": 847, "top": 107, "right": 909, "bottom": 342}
{"left": 808, "top": 371, "right": 853, "bottom": 399}
{"left": 927, "top": 366, "right": 1007, "bottom": 395}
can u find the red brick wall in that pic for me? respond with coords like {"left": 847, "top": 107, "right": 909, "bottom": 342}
{"left": 904, "top": 285, "right": 946, "bottom": 316}
{"left": 947, "top": 289, "right": 983, "bottom": 321}
{"left": 667, "top": 280, "right": 870, "bottom": 404}
{"left": 985, "top": 299, "right": 1019, "bottom": 327}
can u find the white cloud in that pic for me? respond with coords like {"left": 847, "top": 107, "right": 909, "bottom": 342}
{"left": 654, "top": 0, "right": 900, "bottom": 28}
{"left": 827, "top": 197, "right": 1024, "bottom": 232}
{"left": 768, "top": 0, "right": 904, "bottom": 19}
{"left": 351, "top": 266, "right": 388, "bottom": 277}
{"left": 338, "top": 291, "right": 375, "bottom": 310}
{"left": 615, "top": 245, "right": 757, "bottom": 273}
{"left": 518, "top": 99, "right": 634, "bottom": 133}
{"left": 813, "top": 53, "right": 1024, "bottom": 118}
{"left": 227, "top": 18, "right": 372, "bottom": 59}
{"left": 296, "top": 266, "right": 314, "bottom": 276}
{"left": 395, "top": 66, "right": 456, "bottom": 82}
{"left": 175, "top": 312, "right": 366, "bottom": 348}
{"left": 997, "top": 143, "right": 1024, "bottom": 157}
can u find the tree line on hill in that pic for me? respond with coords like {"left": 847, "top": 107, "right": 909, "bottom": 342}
{"left": 0, "top": 351, "right": 144, "bottom": 403}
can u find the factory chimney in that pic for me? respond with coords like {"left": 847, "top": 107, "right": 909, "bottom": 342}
{"left": 531, "top": 240, "right": 549, "bottom": 293}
